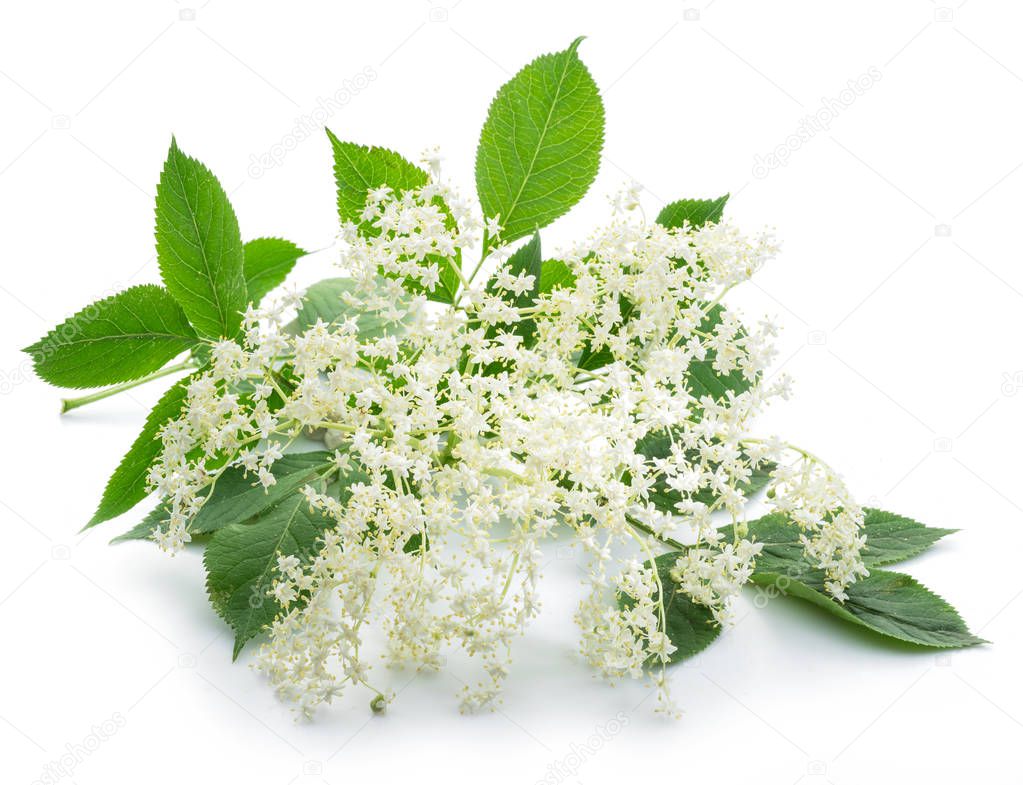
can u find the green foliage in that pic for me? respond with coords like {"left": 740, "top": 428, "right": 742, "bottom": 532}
{"left": 686, "top": 304, "right": 753, "bottom": 404}
{"left": 88, "top": 375, "right": 193, "bottom": 527}
{"left": 24, "top": 285, "right": 196, "bottom": 389}
{"left": 656, "top": 195, "right": 729, "bottom": 229}
{"left": 326, "top": 130, "right": 460, "bottom": 303}
{"left": 734, "top": 510, "right": 981, "bottom": 648}
{"left": 635, "top": 432, "right": 774, "bottom": 514}
{"left": 155, "top": 138, "right": 247, "bottom": 339}
{"left": 327, "top": 130, "right": 428, "bottom": 227}
{"left": 204, "top": 493, "right": 336, "bottom": 659}
{"left": 859, "top": 509, "right": 959, "bottom": 567}
{"left": 111, "top": 451, "right": 339, "bottom": 542}
{"left": 619, "top": 551, "right": 721, "bottom": 663}
{"left": 726, "top": 509, "right": 958, "bottom": 571}
{"left": 537, "top": 259, "right": 575, "bottom": 293}
{"left": 23, "top": 38, "right": 979, "bottom": 684}
{"left": 749, "top": 568, "right": 984, "bottom": 648}
{"left": 476, "top": 38, "right": 604, "bottom": 243}
{"left": 243, "top": 237, "right": 307, "bottom": 305}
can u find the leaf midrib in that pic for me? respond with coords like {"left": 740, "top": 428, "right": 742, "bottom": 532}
{"left": 503, "top": 51, "right": 576, "bottom": 232}
{"left": 167, "top": 150, "right": 229, "bottom": 336}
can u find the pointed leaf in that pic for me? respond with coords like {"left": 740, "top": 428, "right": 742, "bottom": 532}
{"left": 204, "top": 492, "right": 336, "bottom": 659}
{"left": 155, "top": 138, "right": 246, "bottom": 339}
{"left": 111, "top": 451, "right": 339, "bottom": 542}
{"left": 88, "top": 375, "right": 193, "bottom": 527}
{"left": 326, "top": 131, "right": 459, "bottom": 303}
{"left": 326, "top": 130, "right": 427, "bottom": 225}
{"left": 728, "top": 509, "right": 958, "bottom": 571}
{"left": 656, "top": 195, "right": 729, "bottom": 230}
{"left": 24, "top": 285, "right": 196, "bottom": 389}
{"left": 859, "top": 508, "right": 958, "bottom": 567}
{"left": 475, "top": 37, "right": 604, "bottom": 243}
{"left": 732, "top": 511, "right": 980, "bottom": 648}
{"left": 750, "top": 568, "right": 985, "bottom": 648}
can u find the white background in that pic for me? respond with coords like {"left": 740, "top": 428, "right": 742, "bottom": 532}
{"left": 2, "top": 1, "right": 1021, "bottom": 782}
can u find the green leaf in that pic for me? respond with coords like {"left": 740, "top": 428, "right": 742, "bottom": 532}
{"left": 111, "top": 450, "right": 339, "bottom": 543}
{"left": 686, "top": 303, "right": 752, "bottom": 403}
{"left": 729, "top": 509, "right": 957, "bottom": 572}
{"left": 484, "top": 232, "right": 542, "bottom": 348}
{"left": 155, "top": 137, "right": 246, "bottom": 339}
{"left": 656, "top": 195, "right": 729, "bottom": 230}
{"left": 475, "top": 37, "right": 604, "bottom": 243}
{"left": 538, "top": 259, "right": 575, "bottom": 294}
{"left": 618, "top": 551, "right": 720, "bottom": 664}
{"left": 720, "top": 513, "right": 805, "bottom": 573}
{"left": 859, "top": 508, "right": 958, "bottom": 567}
{"left": 88, "top": 375, "right": 193, "bottom": 527}
{"left": 326, "top": 130, "right": 460, "bottom": 304}
{"left": 243, "top": 237, "right": 307, "bottom": 305}
{"left": 733, "top": 511, "right": 980, "bottom": 648}
{"left": 572, "top": 299, "right": 752, "bottom": 389}
{"left": 24, "top": 285, "right": 196, "bottom": 389}
{"left": 635, "top": 429, "right": 774, "bottom": 514}
{"left": 289, "top": 278, "right": 415, "bottom": 340}
{"left": 749, "top": 568, "right": 985, "bottom": 648}
{"left": 326, "top": 129, "right": 428, "bottom": 227}
{"left": 204, "top": 492, "right": 336, "bottom": 659}
{"left": 575, "top": 296, "right": 634, "bottom": 372}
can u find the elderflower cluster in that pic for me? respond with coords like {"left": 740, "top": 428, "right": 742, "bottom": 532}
{"left": 146, "top": 164, "right": 867, "bottom": 717}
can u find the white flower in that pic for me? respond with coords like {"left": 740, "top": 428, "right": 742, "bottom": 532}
{"left": 147, "top": 172, "right": 862, "bottom": 718}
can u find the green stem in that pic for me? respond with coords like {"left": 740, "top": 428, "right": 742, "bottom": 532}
{"left": 625, "top": 514, "right": 687, "bottom": 552}
{"left": 60, "top": 360, "right": 195, "bottom": 414}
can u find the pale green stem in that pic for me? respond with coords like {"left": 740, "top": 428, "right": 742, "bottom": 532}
{"left": 60, "top": 360, "right": 195, "bottom": 414}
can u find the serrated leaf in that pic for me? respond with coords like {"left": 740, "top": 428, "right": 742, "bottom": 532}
{"left": 733, "top": 511, "right": 980, "bottom": 648}
{"left": 728, "top": 509, "right": 957, "bottom": 571}
{"left": 24, "top": 285, "right": 196, "bottom": 389}
{"left": 619, "top": 551, "right": 720, "bottom": 664}
{"left": 859, "top": 509, "right": 958, "bottom": 567}
{"left": 475, "top": 37, "right": 604, "bottom": 243}
{"left": 538, "top": 259, "right": 575, "bottom": 293}
{"left": 326, "top": 130, "right": 428, "bottom": 227}
{"left": 204, "top": 492, "right": 336, "bottom": 659}
{"left": 326, "top": 131, "right": 460, "bottom": 304}
{"left": 750, "top": 568, "right": 984, "bottom": 648}
{"left": 111, "top": 450, "right": 339, "bottom": 543}
{"left": 656, "top": 195, "right": 729, "bottom": 230}
{"left": 88, "top": 374, "right": 193, "bottom": 527}
{"left": 243, "top": 237, "right": 307, "bottom": 305}
{"left": 155, "top": 138, "right": 246, "bottom": 339}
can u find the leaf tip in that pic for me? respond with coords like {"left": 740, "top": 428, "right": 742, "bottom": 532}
{"left": 567, "top": 36, "right": 587, "bottom": 55}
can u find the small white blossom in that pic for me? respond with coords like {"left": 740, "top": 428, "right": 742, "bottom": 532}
{"left": 146, "top": 172, "right": 862, "bottom": 718}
